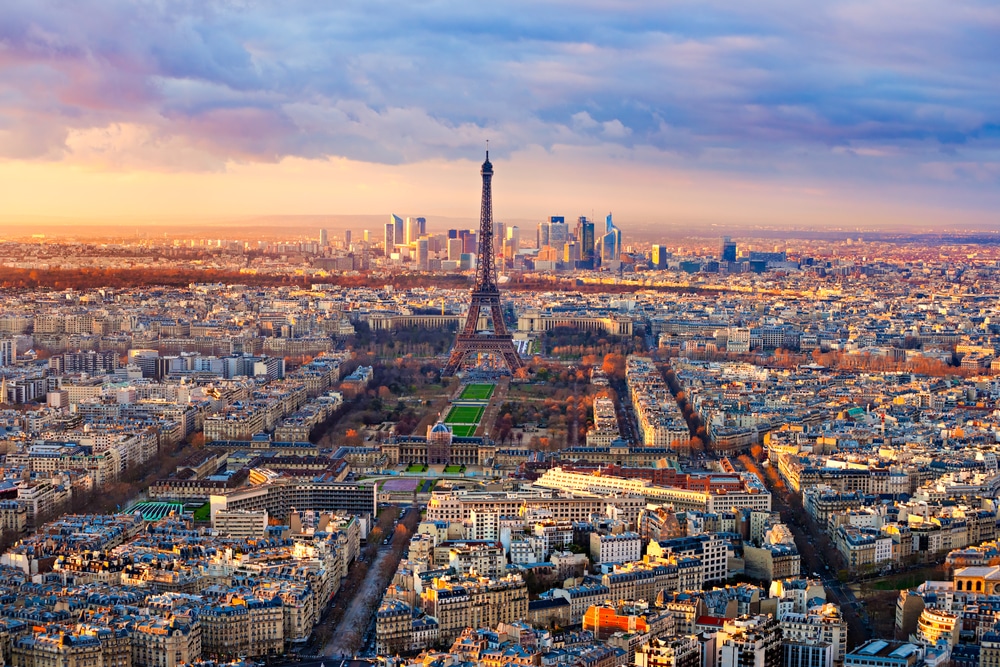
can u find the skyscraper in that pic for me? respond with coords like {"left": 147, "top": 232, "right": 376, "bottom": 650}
{"left": 564, "top": 242, "right": 580, "bottom": 264}
{"left": 600, "top": 233, "right": 616, "bottom": 264}
{"left": 344, "top": 230, "right": 352, "bottom": 246}
{"left": 548, "top": 218, "right": 568, "bottom": 255}
{"left": 447, "top": 238, "right": 464, "bottom": 261}
{"left": 416, "top": 238, "right": 429, "bottom": 270}
{"left": 537, "top": 220, "right": 550, "bottom": 249}
{"left": 600, "top": 213, "right": 622, "bottom": 264}
{"left": 461, "top": 230, "right": 477, "bottom": 255}
{"left": 577, "top": 216, "right": 595, "bottom": 263}
{"left": 363, "top": 229, "right": 370, "bottom": 242}
{"left": 721, "top": 236, "right": 738, "bottom": 263}
{"left": 392, "top": 214, "right": 405, "bottom": 245}
{"left": 506, "top": 226, "right": 520, "bottom": 254}
{"left": 405, "top": 217, "right": 421, "bottom": 245}
{"left": 651, "top": 245, "right": 669, "bottom": 269}
{"left": 383, "top": 222, "right": 395, "bottom": 257}
{"left": 493, "top": 221, "right": 506, "bottom": 258}
{"left": 319, "top": 228, "right": 328, "bottom": 246}
{"left": 416, "top": 217, "right": 427, "bottom": 236}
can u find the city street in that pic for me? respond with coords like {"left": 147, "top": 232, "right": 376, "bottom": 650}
{"left": 318, "top": 507, "right": 419, "bottom": 657}
{"left": 767, "top": 482, "right": 872, "bottom": 646}
{"left": 727, "top": 455, "right": 872, "bottom": 647}
{"left": 321, "top": 545, "right": 395, "bottom": 657}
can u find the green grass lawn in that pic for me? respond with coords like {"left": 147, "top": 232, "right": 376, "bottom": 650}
{"left": 865, "top": 566, "right": 945, "bottom": 591}
{"left": 406, "top": 463, "right": 428, "bottom": 473}
{"left": 444, "top": 465, "right": 465, "bottom": 474}
{"left": 192, "top": 503, "right": 211, "bottom": 521}
{"left": 445, "top": 405, "right": 484, "bottom": 424}
{"left": 459, "top": 383, "right": 495, "bottom": 401}
{"left": 450, "top": 424, "right": 478, "bottom": 437}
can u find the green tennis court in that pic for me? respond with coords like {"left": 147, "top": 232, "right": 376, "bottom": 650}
{"left": 445, "top": 405, "right": 484, "bottom": 424}
{"left": 459, "top": 383, "right": 495, "bottom": 401}
{"left": 450, "top": 424, "right": 478, "bottom": 437}
{"left": 124, "top": 501, "right": 186, "bottom": 521}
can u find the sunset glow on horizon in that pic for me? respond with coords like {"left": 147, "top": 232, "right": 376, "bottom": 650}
{"left": 1, "top": 1, "right": 997, "bottom": 229}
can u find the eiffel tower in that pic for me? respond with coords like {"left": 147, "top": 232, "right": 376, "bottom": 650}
{"left": 443, "top": 150, "right": 524, "bottom": 376}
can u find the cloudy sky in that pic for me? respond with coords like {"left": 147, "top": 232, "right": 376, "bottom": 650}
{"left": 1, "top": 0, "right": 998, "bottom": 229}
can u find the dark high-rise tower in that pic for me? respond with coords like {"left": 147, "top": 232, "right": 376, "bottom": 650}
{"left": 577, "top": 216, "right": 595, "bottom": 263}
{"left": 721, "top": 236, "right": 737, "bottom": 263}
{"left": 443, "top": 151, "right": 524, "bottom": 376}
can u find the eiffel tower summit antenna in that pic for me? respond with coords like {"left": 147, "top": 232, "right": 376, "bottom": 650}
{"left": 443, "top": 149, "right": 524, "bottom": 376}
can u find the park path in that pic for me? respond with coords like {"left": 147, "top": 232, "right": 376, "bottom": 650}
{"left": 476, "top": 377, "right": 509, "bottom": 438}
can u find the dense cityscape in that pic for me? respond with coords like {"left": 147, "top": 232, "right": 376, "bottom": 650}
{"left": 0, "top": 149, "right": 996, "bottom": 667}
{"left": 2, "top": 3, "right": 997, "bottom": 667}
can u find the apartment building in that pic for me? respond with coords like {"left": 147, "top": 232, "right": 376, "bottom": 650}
{"left": 716, "top": 616, "right": 783, "bottom": 667}
{"left": 129, "top": 617, "right": 201, "bottom": 667}
{"left": 551, "top": 583, "right": 612, "bottom": 624}
{"left": 14, "top": 631, "right": 102, "bottom": 667}
{"left": 376, "top": 598, "right": 414, "bottom": 655}
{"left": 635, "top": 635, "right": 702, "bottom": 667}
{"left": 601, "top": 562, "right": 684, "bottom": 604}
{"left": 210, "top": 478, "right": 375, "bottom": 521}
{"left": 426, "top": 490, "right": 645, "bottom": 528}
{"left": 590, "top": 531, "right": 642, "bottom": 564}
{"left": 914, "top": 607, "right": 959, "bottom": 648}
{"left": 648, "top": 534, "right": 729, "bottom": 583}
{"left": 779, "top": 606, "right": 848, "bottom": 666}
{"left": 0, "top": 499, "right": 27, "bottom": 535}
{"left": 834, "top": 526, "right": 893, "bottom": 574}
{"left": 212, "top": 509, "right": 268, "bottom": 539}
{"left": 198, "top": 595, "right": 284, "bottom": 659}
{"left": 444, "top": 541, "right": 507, "bottom": 578}
{"left": 534, "top": 468, "right": 771, "bottom": 514}
{"left": 421, "top": 574, "right": 529, "bottom": 644}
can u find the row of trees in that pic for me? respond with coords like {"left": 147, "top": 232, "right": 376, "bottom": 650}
{"left": 319, "top": 506, "right": 422, "bottom": 654}
{"left": 314, "top": 356, "right": 450, "bottom": 447}
{"left": 809, "top": 349, "right": 973, "bottom": 377}
{"left": 493, "top": 390, "right": 599, "bottom": 448}
{"left": 660, "top": 364, "right": 710, "bottom": 456}
{"left": 544, "top": 328, "right": 646, "bottom": 361}
{"left": 348, "top": 322, "right": 459, "bottom": 358}
{"left": 665, "top": 346, "right": 972, "bottom": 379}
{"left": 0, "top": 266, "right": 299, "bottom": 290}
{"left": 736, "top": 451, "right": 788, "bottom": 494}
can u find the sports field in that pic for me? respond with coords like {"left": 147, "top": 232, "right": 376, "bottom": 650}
{"left": 450, "top": 424, "right": 478, "bottom": 437}
{"left": 445, "top": 405, "right": 485, "bottom": 424}
{"left": 459, "top": 383, "right": 495, "bottom": 401}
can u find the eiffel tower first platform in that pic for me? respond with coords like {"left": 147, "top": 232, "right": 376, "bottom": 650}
{"left": 442, "top": 151, "right": 525, "bottom": 376}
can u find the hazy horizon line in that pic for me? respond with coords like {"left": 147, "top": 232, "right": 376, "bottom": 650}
{"left": 2, "top": 214, "right": 997, "bottom": 235}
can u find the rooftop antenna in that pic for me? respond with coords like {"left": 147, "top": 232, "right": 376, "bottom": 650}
{"left": 486, "top": 139, "right": 489, "bottom": 160}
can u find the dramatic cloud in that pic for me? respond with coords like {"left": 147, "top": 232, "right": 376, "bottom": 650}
{"left": 0, "top": 0, "right": 998, "bottom": 205}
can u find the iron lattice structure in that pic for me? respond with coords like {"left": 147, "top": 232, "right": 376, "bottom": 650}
{"left": 443, "top": 152, "right": 524, "bottom": 376}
